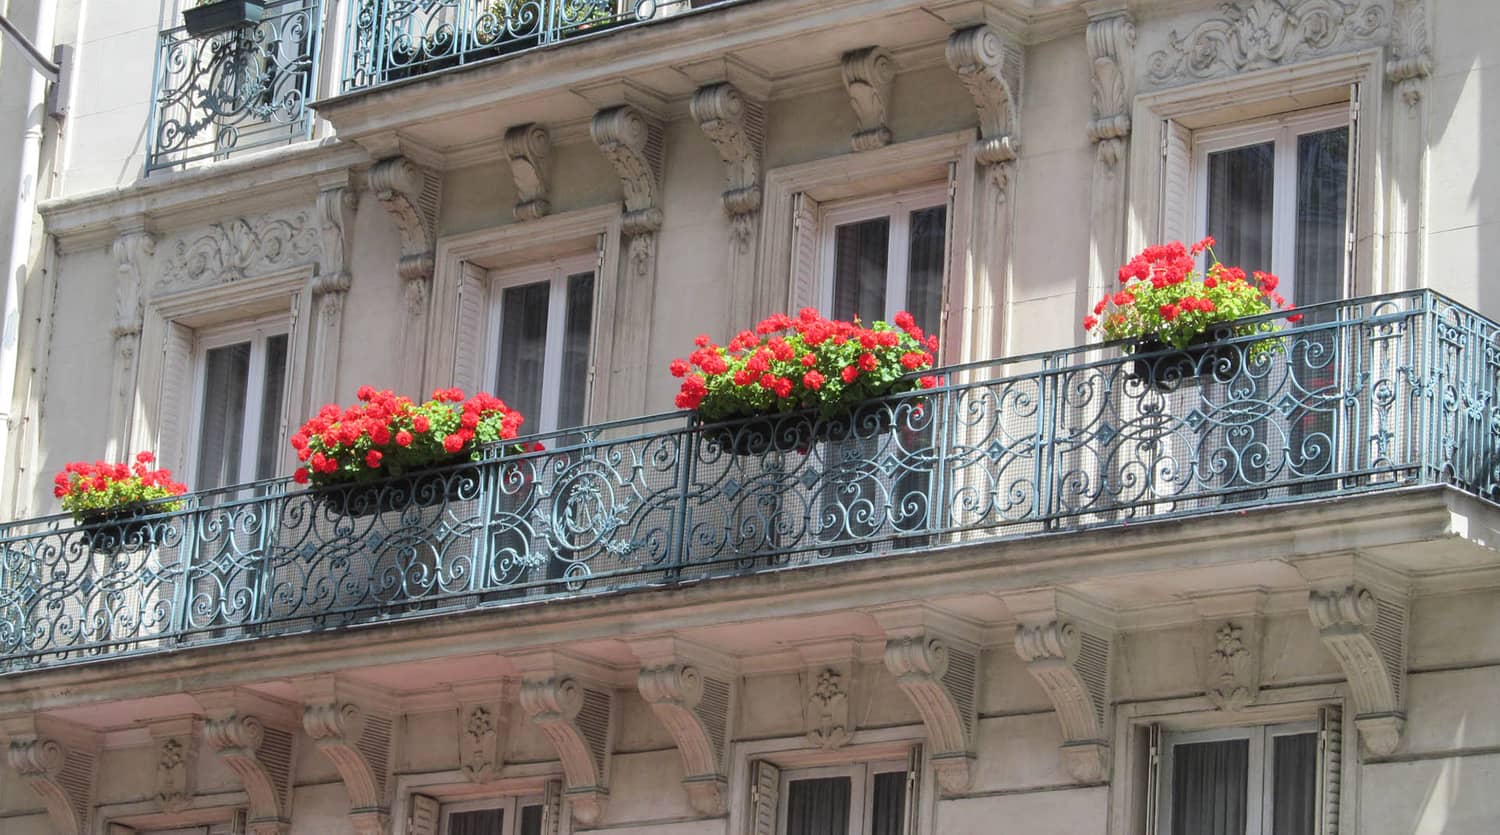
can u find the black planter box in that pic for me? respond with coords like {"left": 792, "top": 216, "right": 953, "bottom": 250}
{"left": 77, "top": 506, "right": 161, "bottom": 551}
{"left": 183, "top": 0, "right": 267, "bottom": 38}
{"left": 1128, "top": 335, "right": 1243, "bottom": 391}
{"left": 312, "top": 467, "right": 482, "bottom": 518}
{"left": 702, "top": 405, "right": 903, "bottom": 457}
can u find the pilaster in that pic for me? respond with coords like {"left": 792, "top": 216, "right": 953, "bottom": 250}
{"left": 1083, "top": 1, "right": 1134, "bottom": 328}
{"left": 312, "top": 173, "right": 357, "bottom": 407}
{"left": 108, "top": 221, "right": 155, "bottom": 457}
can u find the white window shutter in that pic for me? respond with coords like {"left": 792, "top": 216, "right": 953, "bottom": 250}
{"left": 1342, "top": 83, "right": 1360, "bottom": 296}
{"left": 748, "top": 759, "right": 781, "bottom": 835}
{"left": 788, "top": 192, "right": 822, "bottom": 313}
{"left": 1144, "top": 724, "right": 1162, "bottom": 835}
{"left": 1159, "top": 120, "right": 1193, "bottom": 243}
{"left": 156, "top": 322, "right": 195, "bottom": 474}
{"left": 408, "top": 794, "right": 441, "bottom": 835}
{"left": 904, "top": 743, "right": 925, "bottom": 835}
{"left": 1317, "top": 706, "right": 1343, "bottom": 835}
{"left": 452, "top": 262, "right": 489, "bottom": 393}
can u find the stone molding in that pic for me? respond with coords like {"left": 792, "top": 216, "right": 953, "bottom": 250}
{"left": 946, "top": 25, "right": 1021, "bottom": 183}
{"left": 196, "top": 690, "right": 300, "bottom": 835}
{"left": 1308, "top": 584, "right": 1408, "bottom": 755}
{"left": 690, "top": 82, "right": 765, "bottom": 253}
{"left": 873, "top": 610, "right": 981, "bottom": 794}
{"left": 147, "top": 717, "right": 200, "bottom": 814}
{"left": 1086, "top": 7, "right": 1135, "bottom": 168}
{"left": 1146, "top": 0, "right": 1387, "bottom": 87}
{"left": 2, "top": 715, "right": 98, "bottom": 835}
{"left": 1387, "top": 0, "right": 1431, "bottom": 105}
{"left": 504, "top": 123, "right": 553, "bottom": 222}
{"left": 840, "top": 47, "right": 896, "bottom": 152}
{"left": 517, "top": 664, "right": 615, "bottom": 827}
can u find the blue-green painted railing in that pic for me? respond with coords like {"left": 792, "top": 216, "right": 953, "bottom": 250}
{"left": 2, "top": 290, "right": 1496, "bottom": 671}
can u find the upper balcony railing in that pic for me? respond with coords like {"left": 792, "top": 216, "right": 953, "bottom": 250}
{"left": 3, "top": 290, "right": 1497, "bottom": 672}
{"left": 340, "top": 0, "right": 720, "bottom": 92}
{"left": 146, "top": 0, "right": 324, "bottom": 175}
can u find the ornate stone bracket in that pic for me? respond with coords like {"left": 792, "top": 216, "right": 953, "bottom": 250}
{"left": 295, "top": 678, "right": 396, "bottom": 835}
{"left": 946, "top": 25, "right": 1021, "bottom": 187}
{"left": 1388, "top": 0, "right": 1432, "bottom": 105}
{"left": 147, "top": 717, "right": 200, "bottom": 814}
{"left": 873, "top": 610, "right": 981, "bottom": 794}
{"left": 690, "top": 83, "right": 764, "bottom": 253}
{"left": 504, "top": 123, "right": 553, "bottom": 221}
{"left": 108, "top": 222, "right": 155, "bottom": 454}
{"left": 841, "top": 47, "right": 896, "bottom": 151}
{"left": 636, "top": 659, "right": 734, "bottom": 815}
{"left": 2, "top": 716, "right": 98, "bottom": 835}
{"left": 370, "top": 156, "right": 441, "bottom": 394}
{"left": 197, "top": 690, "right": 300, "bottom": 835}
{"left": 1308, "top": 584, "right": 1408, "bottom": 755}
{"left": 1085, "top": 4, "right": 1135, "bottom": 169}
{"left": 312, "top": 176, "right": 357, "bottom": 408}
{"left": 518, "top": 668, "right": 616, "bottom": 827}
{"left": 452, "top": 680, "right": 509, "bottom": 783}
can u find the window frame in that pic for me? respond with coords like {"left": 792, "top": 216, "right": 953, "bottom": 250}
{"left": 439, "top": 794, "right": 546, "bottom": 835}
{"left": 777, "top": 758, "right": 909, "bottom": 835}
{"left": 815, "top": 183, "right": 950, "bottom": 324}
{"left": 1190, "top": 104, "right": 1351, "bottom": 305}
{"left": 1156, "top": 720, "right": 1318, "bottom": 835}
{"left": 481, "top": 252, "right": 600, "bottom": 437}
{"left": 185, "top": 312, "right": 293, "bottom": 488}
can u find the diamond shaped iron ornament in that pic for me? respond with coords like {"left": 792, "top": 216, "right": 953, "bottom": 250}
{"left": 1183, "top": 409, "right": 1207, "bottom": 431}
{"left": 722, "top": 478, "right": 741, "bottom": 499}
{"left": 801, "top": 468, "right": 823, "bottom": 489}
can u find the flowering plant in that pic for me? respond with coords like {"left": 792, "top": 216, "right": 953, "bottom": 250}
{"left": 671, "top": 308, "right": 940, "bottom": 422}
{"left": 1084, "top": 237, "right": 1301, "bottom": 355}
{"left": 292, "top": 386, "right": 535, "bottom": 488}
{"left": 53, "top": 452, "right": 188, "bottom": 523}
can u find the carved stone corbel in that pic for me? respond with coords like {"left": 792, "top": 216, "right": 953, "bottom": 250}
{"left": 872, "top": 609, "right": 981, "bottom": 794}
{"left": 517, "top": 658, "right": 617, "bottom": 827}
{"left": 632, "top": 638, "right": 734, "bottom": 816}
{"left": 196, "top": 690, "right": 300, "bottom": 835}
{"left": 841, "top": 47, "right": 896, "bottom": 151}
{"left": 108, "top": 222, "right": 155, "bottom": 455}
{"left": 504, "top": 123, "right": 553, "bottom": 221}
{"left": 295, "top": 677, "right": 396, "bottom": 835}
{"left": 147, "top": 717, "right": 200, "bottom": 814}
{"left": 1083, "top": 2, "right": 1135, "bottom": 339}
{"left": 370, "top": 156, "right": 440, "bottom": 394}
{"left": 2, "top": 715, "right": 99, "bottom": 835}
{"left": 690, "top": 83, "right": 764, "bottom": 252}
{"left": 312, "top": 176, "right": 357, "bottom": 407}
{"left": 452, "top": 680, "right": 509, "bottom": 783}
{"left": 1308, "top": 585, "right": 1408, "bottom": 755}
{"left": 1388, "top": 0, "right": 1432, "bottom": 105}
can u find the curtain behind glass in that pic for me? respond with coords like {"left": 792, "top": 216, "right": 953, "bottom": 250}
{"left": 1294, "top": 127, "right": 1349, "bottom": 307}
{"left": 1272, "top": 733, "right": 1317, "bottom": 835}
{"left": 871, "top": 771, "right": 907, "bottom": 835}
{"left": 1207, "top": 142, "right": 1275, "bottom": 274}
{"left": 1171, "top": 738, "right": 1248, "bottom": 835}
{"left": 497, "top": 281, "right": 552, "bottom": 432}
{"left": 447, "top": 808, "right": 504, "bottom": 835}
{"left": 833, "top": 218, "right": 890, "bottom": 323}
{"left": 905, "top": 206, "right": 946, "bottom": 336}
{"left": 253, "top": 334, "right": 289, "bottom": 482}
{"left": 518, "top": 805, "right": 544, "bottom": 835}
{"left": 786, "top": 776, "right": 852, "bottom": 835}
{"left": 558, "top": 271, "right": 595, "bottom": 433}
{"left": 196, "top": 341, "right": 252, "bottom": 489}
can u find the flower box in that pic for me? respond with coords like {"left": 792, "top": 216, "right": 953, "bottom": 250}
{"left": 55, "top": 452, "right": 187, "bottom": 551}
{"left": 701, "top": 405, "right": 903, "bottom": 457}
{"left": 311, "top": 465, "right": 482, "bottom": 518}
{"left": 1127, "top": 334, "right": 1243, "bottom": 391}
{"left": 77, "top": 505, "right": 163, "bottom": 552}
{"left": 182, "top": 0, "right": 267, "bottom": 38}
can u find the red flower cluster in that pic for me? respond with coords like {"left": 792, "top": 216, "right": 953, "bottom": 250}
{"left": 54, "top": 451, "right": 188, "bottom": 522}
{"left": 292, "top": 386, "right": 529, "bottom": 488}
{"left": 671, "top": 308, "right": 940, "bottom": 422}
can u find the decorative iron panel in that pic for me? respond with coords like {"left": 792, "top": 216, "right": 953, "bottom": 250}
{"left": 1, "top": 291, "right": 1496, "bottom": 671}
{"left": 146, "top": 0, "right": 323, "bottom": 174}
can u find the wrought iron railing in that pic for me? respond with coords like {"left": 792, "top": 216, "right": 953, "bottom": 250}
{"left": 3, "top": 290, "right": 1497, "bottom": 670}
{"left": 146, "top": 0, "right": 324, "bottom": 174}
{"left": 341, "top": 0, "right": 729, "bottom": 91}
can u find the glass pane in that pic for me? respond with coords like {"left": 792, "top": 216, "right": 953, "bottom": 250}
{"left": 497, "top": 280, "right": 552, "bottom": 433}
{"left": 196, "top": 341, "right": 252, "bottom": 489}
{"left": 1206, "top": 141, "right": 1275, "bottom": 274}
{"left": 557, "top": 271, "right": 595, "bottom": 432}
{"left": 833, "top": 217, "right": 890, "bottom": 323}
{"left": 254, "top": 334, "right": 289, "bottom": 481}
{"left": 518, "top": 805, "right": 544, "bottom": 835}
{"left": 905, "top": 205, "right": 946, "bottom": 336}
{"left": 871, "top": 771, "right": 907, "bottom": 835}
{"left": 1295, "top": 126, "right": 1349, "bottom": 307}
{"left": 448, "top": 808, "right": 505, "bottom": 835}
{"left": 1171, "top": 738, "right": 1248, "bottom": 835}
{"left": 1272, "top": 733, "right": 1318, "bottom": 835}
{"left": 786, "top": 776, "right": 852, "bottom": 835}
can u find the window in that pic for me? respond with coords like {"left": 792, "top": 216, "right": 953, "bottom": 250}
{"left": 1156, "top": 721, "right": 1322, "bottom": 835}
{"left": 484, "top": 255, "right": 597, "bottom": 436}
{"left": 818, "top": 185, "right": 948, "bottom": 338}
{"left": 189, "top": 316, "right": 292, "bottom": 490}
{"left": 439, "top": 797, "right": 545, "bottom": 835}
{"left": 779, "top": 761, "right": 910, "bottom": 835}
{"left": 1191, "top": 105, "right": 1351, "bottom": 308}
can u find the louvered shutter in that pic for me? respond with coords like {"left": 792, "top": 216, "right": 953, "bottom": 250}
{"left": 788, "top": 192, "right": 822, "bottom": 312}
{"left": 1316, "top": 706, "right": 1343, "bottom": 835}
{"left": 748, "top": 760, "right": 781, "bottom": 835}
{"left": 156, "top": 322, "right": 196, "bottom": 474}
{"left": 408, "top": 794, "right": 441, "bottom": 835}
{"left": 1159, "top": 120, "right": 1193, "bottom": 243}
{"left": 904, "top": 743, "right": 924, "bottom": 835}
{"left": 1144, "top": 724, "right": 1162, "bottom": 835}
{"left": 452, "top": 262, "right": 490, "bottom": 393}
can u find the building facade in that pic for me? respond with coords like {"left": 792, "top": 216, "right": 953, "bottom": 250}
{"left": 0, "top": 0, "right": 1496, "bottom": 833}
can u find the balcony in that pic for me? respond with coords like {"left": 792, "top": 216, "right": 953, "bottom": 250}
{"left": 3, "top": 290, "right": 1496, "bottom": 672}
{"left": 146, "top": 0, "right": 324, "bottom": 174}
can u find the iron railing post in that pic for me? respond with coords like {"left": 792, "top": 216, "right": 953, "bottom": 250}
{"left": 667, "top": 422, "right": 698, "bottom": 580}
{"left": 169, "top": 499, "right": 200, "bottom": 643}
{"left": 929, "top": 385, "right": 953, "bottom": 541}
{"left": 1037, "top": 353, "right": 1061, "bottom": 529}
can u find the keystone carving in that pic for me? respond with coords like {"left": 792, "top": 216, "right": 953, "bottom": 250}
{"left": 202, "top": 711, "right": 296, "bottom": 835}
{"left": 504, "top": 123, "right": 553, "bottom": 221}
{"left": 691, "top": 83, "right": 764, "bottom": 252}
{"left": 841, "top": 47, "right": 896, "bottom": 151}
{"left": 883, "top": 633, "right": 978, "bottom": 793}
{"left": 519, "top": 675, "right": 613, "bottom": 826}
{"left": 804, "top": 667, "right": 852, "bottom": 751}
{"left": 591, "top": 105, "right": 664, "bottom": 278}
{"left": 4, "top": 718, "right": 98, "bottom": 835}
{"left": 1146, "top": 0, "right": 1387, "bottom": 86}
{"left": 1309, "top": 585, "right": 1407, "bottom": 755}
{"left": 1206, "top": 621, "right": 1260, "bottom": 711}
{"left": 638, "top": 664, "right": 732, "bottom": 815}
{"left": 1086, "top": 8, "right": 1135, "bottom": 168}
{"left": 1014, "top": 620, "right": 1114, "bottom": 783}
{"left": 451, "top": 679, "right": 510, "bottom": 784}
{"left": 947, "top": 25, "right": 1021, "bottom": 187}
{"left": 1388, "top": 0, "right": 1432, "bottom": 105}
{"left": 148, "top": 718, "right": 200, "bottom": 814}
